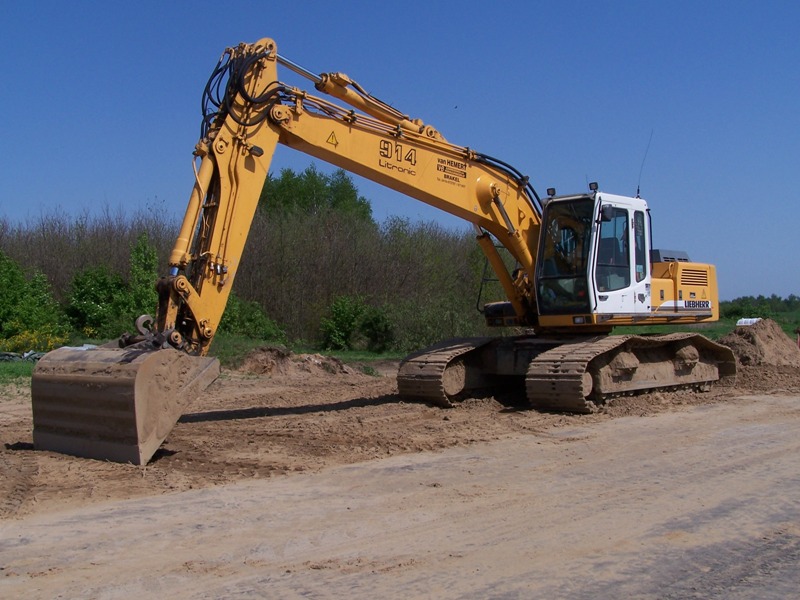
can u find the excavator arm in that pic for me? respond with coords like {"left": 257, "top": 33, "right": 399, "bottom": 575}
{"left": 157, "top": 38, "right": 544, "bottom": 357}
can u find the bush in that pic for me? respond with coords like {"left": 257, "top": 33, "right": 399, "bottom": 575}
{"left": 218, "top": 292, "right": 286, "bottom": 342}
{"left": 65, "top": 266, "right": 132, "bottom": 339}
{"left": 0, "top": 328, "right": 68, "bottom": 353}
{"left": 0, "top": 251, "right": 67, "bottom": 351}
{"left": 0, "top": 251, "right": 28, "bottom": 330}
{"left": 359, "top": 305, "right": 395, "bottom": 352}
{"left": 2, "top": 169, "right": 502, "bottom": 352}
{"left": 320, "top": 296, "right": 396, "bottom": 352}
{"left": 127, "top": 233, "right": 159, "bottom": 318}
{"left": 64, "top": 234, "right": 161, "bottom": 340}
{"left": 320, "top": 295, "right": 367, "bottom": 350}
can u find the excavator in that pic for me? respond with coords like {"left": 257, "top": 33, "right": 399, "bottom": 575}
{"left": 30, "top": 38, "right": 736, "bottom": 465}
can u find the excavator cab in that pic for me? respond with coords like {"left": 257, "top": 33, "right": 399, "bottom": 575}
{"left": 535, "top": 190, "right": 653, "bottom": 326}
{"left": 536, "top": 189, "right": 716, "bottom": 330}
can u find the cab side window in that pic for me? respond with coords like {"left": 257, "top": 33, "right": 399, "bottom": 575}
{"left": 595, "top": 208, "right": 630, "bottom": 291}
{"left": 634, "top": 211, "right": 647, "bottom": 283}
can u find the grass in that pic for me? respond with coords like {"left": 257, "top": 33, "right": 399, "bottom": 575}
{"left": 0, "top": 360, "right": 35, "bottom": 384}
{"left": 317, "top": 349, "right": 404, "bottom": 362}
{"left": 767, "top": 312, "right": 800, "bottom": 337}
{"left": 207, "top": 334, "right": 279, "bottom": 369}
{"left": 613, "top": 318, "right": 736, "bottom": 340}
{"left": 615, "top": 314, "right": 800, "bottom": 341}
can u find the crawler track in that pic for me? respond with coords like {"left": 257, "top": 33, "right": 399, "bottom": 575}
{"left": 397, "top": 338, "right": 493, "bottom": 407}
{"left": 398, "top": 333, "right": 737, "bottom": 413}
{"left": 525, "top": 336, "right": 620, "bottom": 413}
{"left": 529, "top": 333, "right": 737, "bottom": 412}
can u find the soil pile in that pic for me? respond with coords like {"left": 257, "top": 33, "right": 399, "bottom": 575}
{"left": 718, "top": 318, "right": 800, "bottom": 367}
{"left": 238, "top": 346, "right": 356, "bottom": 376}
{"left": 719, "top": 319, "right": 800, "bottom": 393}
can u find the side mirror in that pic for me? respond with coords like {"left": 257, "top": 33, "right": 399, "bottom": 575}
{"left": 600, "top": 204, "right": 614, "bottom": 222}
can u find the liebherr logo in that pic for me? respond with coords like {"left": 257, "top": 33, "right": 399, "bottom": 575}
{"left": 684, "top": 300, "right": 711, "bottom": 309}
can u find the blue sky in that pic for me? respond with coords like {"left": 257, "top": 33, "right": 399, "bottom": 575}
{"left": 1, "top": 1, "right": 797, "bottom": 300}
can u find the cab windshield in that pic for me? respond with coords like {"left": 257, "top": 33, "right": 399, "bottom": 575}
{"left": 537, "top": 198, "right": 594, "bottom": 315}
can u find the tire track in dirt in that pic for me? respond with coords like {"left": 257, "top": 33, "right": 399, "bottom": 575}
{"left": 0, "top": 445, "right": 37, "bottom": 519}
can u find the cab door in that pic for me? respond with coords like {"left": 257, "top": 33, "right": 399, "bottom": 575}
{"left": 593, "top": 204, "right": 634, "bottom": 314}
{"left": 592, "top": 200, "right": 652, "bottom": 316}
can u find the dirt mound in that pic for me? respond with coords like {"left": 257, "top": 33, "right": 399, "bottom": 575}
{"left": 718, "top": 318, "right": 800, "bottom": 367}
{"left": 238, "top": 346, "right": 356, "bottom": 377}
{"left": 734, "top": 365, "right": 800, "bottom": 394}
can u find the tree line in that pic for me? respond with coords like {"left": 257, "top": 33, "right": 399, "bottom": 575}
{"left": 719, "top": 294, "right": 800, "bottom": 321}
{"left": 1, "top": 166, "right": 796, "bottom": 355}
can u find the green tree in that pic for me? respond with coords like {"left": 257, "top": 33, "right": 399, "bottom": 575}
{"left": 259, "top": 165, "right": 374, "bottom": 222}
{"left": 64, "top": 234, "right": 162, "bottom": 340}
{"left": 65, "top": 266, "right": 131, "bottom": 339}
{"left": 126, "top": 233, "right": 159, "bottom": 318}
{"left": 0, "top": 251, "right": 27, "bottom": 331}
{"left": 359, "top": 304, "right": 395, "bottom": 352}
{"left": 0, "top": 251, "right": 67, "bottom": 351}
{"left": 320, "top": 295, "right": 368, "bottom": 350}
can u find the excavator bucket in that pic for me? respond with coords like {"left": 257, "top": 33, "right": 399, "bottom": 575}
{"left": 30, "top": 344, "right": 219, "bottom": 465}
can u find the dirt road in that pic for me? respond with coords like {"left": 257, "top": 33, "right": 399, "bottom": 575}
{"left": 2, "top": 322, "right": 800, "bottom": 598}
{"left": 2, "top": 389, "right": 800, "bottom": 599}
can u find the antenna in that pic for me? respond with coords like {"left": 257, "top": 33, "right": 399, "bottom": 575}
{"left": 637, "top": 129, "right": 654, "bottom": 198}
